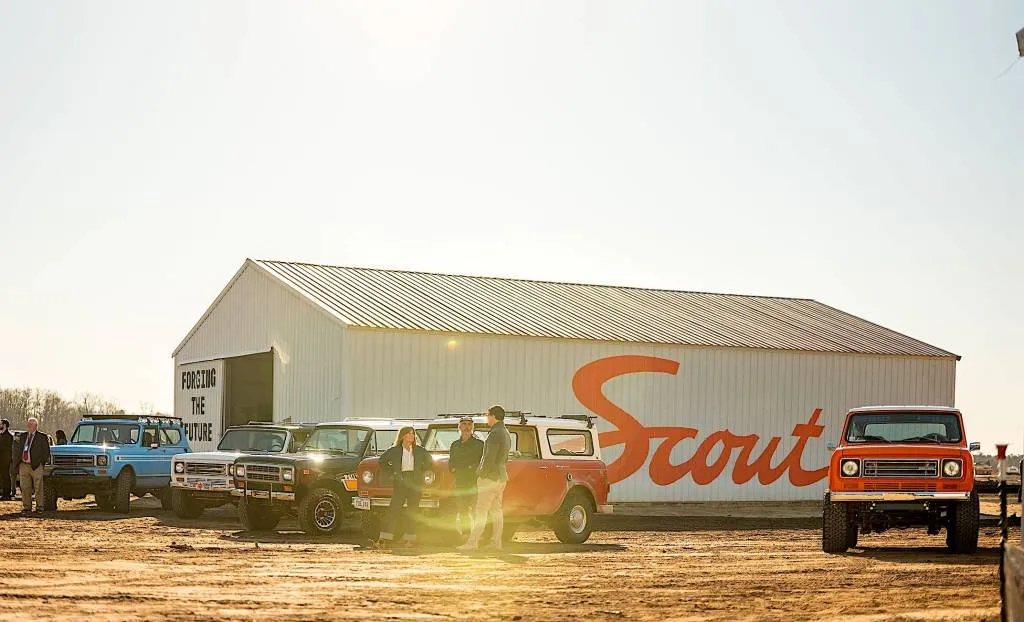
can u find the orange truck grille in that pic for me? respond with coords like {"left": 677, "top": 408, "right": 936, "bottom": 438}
{"left": 862, "top": 459, "right": 938, "bottom": 478}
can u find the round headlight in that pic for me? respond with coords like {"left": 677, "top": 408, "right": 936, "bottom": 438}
{"left": 236, "top": 465, "right": 245, "bottom": 478}
{"left": 841, "top": 459, "right": 860, "bottom": 477}
{"left": 173, "top": 461, "right": 184, "bottom": 473}
{"left": 282, "top": 469, "right": 293, "bottom": 481}
{"left": 97, "top": 455, "right": 109, "bottom": 467}
{"left": 943, "top": 460, "right": 962, "bottom": 477}
{"left": 423, "top": 471, "right": 436, "bottom": 486}
{"left": 361, "top": 470, "right": 373, "bottom": 485}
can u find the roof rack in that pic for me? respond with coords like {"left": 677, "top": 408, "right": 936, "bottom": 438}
{"left": 558, "top": 414, "right": 597, "bottom": 429}
{"left": 436, "top": 411, "right": 531, "bottom": 419}
{"left": 244, "top": 421, "right": 317, "bottom": 428}
{"left": 81, "top": 414, "right": 183, "bottom": 424}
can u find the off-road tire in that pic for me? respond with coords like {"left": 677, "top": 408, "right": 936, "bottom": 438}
{"left": 822, "top": 497, "right": 849, "bottom": 553}
{"left": 158, "top": 488, "right": 173, "bottom": 511}
{"left": 553, "top": 490, "right": 594, "bottom": 544}
{"left": 238, "top": 497, "right": 280, "bottom": 531}
{"left": 947, "top": 490, "right": 980, "bottom": 554}
{"left": 171, "top": 489, "right": 204, "bottom": 519}
{"left": 298, "top": 487, "right": 344, "bottom": 536}
{"left": 43, "top": 483, "right": 59, "bottom": 512}
{"left": 114, "top": 470, "right": 133, "bottom": 514}
{"left": 95, "top": 494, "right": 115, "bottom": 512}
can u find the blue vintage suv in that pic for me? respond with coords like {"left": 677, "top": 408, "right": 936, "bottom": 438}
{"left": 44, "top": 414, "right": 191, "bottom": 513}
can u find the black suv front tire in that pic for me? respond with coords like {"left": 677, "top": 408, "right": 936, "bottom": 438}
{"left": 298, "top": 486, "right": 344, "bottom": 536}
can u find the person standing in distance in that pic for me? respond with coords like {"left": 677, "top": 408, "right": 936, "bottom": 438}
{"left": 16, "top": 417, "right": 50, "bottom": 514}
{"left": 0, "top": 420, "right": 13, "bottom": 500}
{"left": 457, "top": 405, "right": 511, "bottom": 551}
{"left": 448, "top": 417, "right": 484, "bottom": 536}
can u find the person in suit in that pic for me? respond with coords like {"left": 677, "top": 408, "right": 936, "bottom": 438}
{"left": 0, "top": 419, "right": 13, "bottom": 500}
{"left": 16, "top": 417, "right": 50, "bottom": 513}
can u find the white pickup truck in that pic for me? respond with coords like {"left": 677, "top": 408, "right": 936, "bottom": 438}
{"left": 169, "top": 422, "right": 314, "bottom": 518}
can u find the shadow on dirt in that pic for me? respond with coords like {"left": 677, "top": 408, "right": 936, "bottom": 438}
{"left": 218, "top": 529, "right": 366, "bottom": 546}
{"left": 844, "top": 545, "right": 1001, "bottom": 566}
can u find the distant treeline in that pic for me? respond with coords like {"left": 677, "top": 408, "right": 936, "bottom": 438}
{"left": 0, "top": 387, "right": 161, "bottom": 436}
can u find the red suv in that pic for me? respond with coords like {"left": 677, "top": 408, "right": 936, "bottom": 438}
{"left": 354, "top": 413, "right": 613, "bottom": 544}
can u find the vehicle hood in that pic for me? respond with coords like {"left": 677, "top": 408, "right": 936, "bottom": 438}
{"left": 174, "top": 451, "right": 242, "bottom": 463}
{"left": 236, "top": 451, "right": 362, "bottom": 472}
{"left": 52, "top": 444, "right": 117, "bottom": 455}
{"left": 837, "top": 444, "right": 970, "bottom": 459}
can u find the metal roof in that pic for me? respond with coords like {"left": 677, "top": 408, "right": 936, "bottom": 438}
{"left": 173, "top": 259, "right": 958, "bottom": 359}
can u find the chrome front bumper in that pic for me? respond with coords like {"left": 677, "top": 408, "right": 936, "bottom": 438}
{"left": 830, "top": 491, "right": 971, "bottom": 502}
{"left": 230, "top": 488, "right": 295, "bottom": 502}
{"left": 352, "top": 496, "right": 440, "bottom": 510}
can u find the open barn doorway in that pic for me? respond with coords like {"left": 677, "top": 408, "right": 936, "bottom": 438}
{"left": 225, "top": 351, "right": 273, "bottom": 428}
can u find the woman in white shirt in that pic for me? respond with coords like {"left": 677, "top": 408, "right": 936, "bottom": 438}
{"left": 377, "top": 426, "right": 433, "bottom": 547}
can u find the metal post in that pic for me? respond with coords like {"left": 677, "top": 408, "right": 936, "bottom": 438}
{"left": 997, "top": 443, "right": 1008, "bottom": 622}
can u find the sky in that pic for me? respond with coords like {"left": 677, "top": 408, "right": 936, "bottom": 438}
{"left": 0, "top": 1, "right": 1021, "bottom": 450}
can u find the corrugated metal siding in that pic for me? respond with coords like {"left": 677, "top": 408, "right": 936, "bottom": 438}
{"left": 174, "top": 265, "right": 347, "bottom": 424}
{"left": 345, "top": 329, "right": 956, "bottom": 502}
{"left": 250, "top": 259, "right": 956, "bottom": 358}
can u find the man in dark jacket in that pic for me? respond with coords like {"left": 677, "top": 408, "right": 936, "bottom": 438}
{"left": 0, "top": 419, "right": 13, "bottom": 500}
{"left": 16, "top": 418, "right": 50, "bottom": 513}
{"left": 378, "top": 426, "right": 433, "bottom": 547}
{"left": 458, "top": 405, "right": 512, "bottom": 551}
{"left": 448, "top": 417, "right": 484, "bottom": 536}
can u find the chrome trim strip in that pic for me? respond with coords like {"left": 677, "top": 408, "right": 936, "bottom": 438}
{"left": 831, "top": 491, "right": 970, "bottom": 502}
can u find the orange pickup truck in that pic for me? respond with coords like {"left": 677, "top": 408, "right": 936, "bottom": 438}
{"left": 823, "top": 405, "right": 980, "bottom": 554}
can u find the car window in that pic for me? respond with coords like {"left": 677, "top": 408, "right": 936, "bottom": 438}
{"left": 219, "top": 429, "right": 288, "bottom": 452}
{"left": 506, "top": 426, "right": 539, "bottom": 459}
{"left": 142, "top": 427, "right": 159, "bottom": 447}
{"left": 423, "top": 426, "right": 487, "bottom": 452}
{"left": 70, "top": 424, "right": 140, "bottom": 446}
{"left": 289, "top": 429, "right": 311, "bottom": 452}
{"left": 844, "top": 412, "right": 963, "bottom": 444}
{"left": 159, "top": 428, "right": 183, "bottom": 446}
{"left": 546, "top": 429, "right": 594, "bottom": 456}
{"left": 303, "top": 426, "right": 370, "bottom": 455}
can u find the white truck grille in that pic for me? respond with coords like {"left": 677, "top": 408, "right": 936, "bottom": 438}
{"left": 186, "top": 463, "right": 226, "bottom": 476}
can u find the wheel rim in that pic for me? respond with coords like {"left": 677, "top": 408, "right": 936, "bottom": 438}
{"left": 568, "top": 504, "right": 587, "bottom": 534}
{"left": 314, "top": 499, "right": 337, "bottom": 530}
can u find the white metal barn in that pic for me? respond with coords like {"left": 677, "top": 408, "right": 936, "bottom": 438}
{"left": 172, "top": 259, "right": 959, "bottom": 502}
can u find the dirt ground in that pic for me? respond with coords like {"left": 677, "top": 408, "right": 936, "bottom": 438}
{"left": 0, "top": 494, "right": 1016, "bottom": 622}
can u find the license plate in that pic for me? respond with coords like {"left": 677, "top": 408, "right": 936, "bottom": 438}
{"left": 248, "top": 490, "right": 270, "bottom": 499}
{"left": 353, "top": 497, "right": 370, "bottom": 510}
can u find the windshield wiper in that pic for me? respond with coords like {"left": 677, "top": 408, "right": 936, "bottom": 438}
{"left": 898, "top": 436, "right": 943, "bottom": 444}
{"left": 852, "top": 435, "right": 890, "bottom": 443}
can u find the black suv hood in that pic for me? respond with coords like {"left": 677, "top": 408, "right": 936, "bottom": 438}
{"left": 237, "top": 451, "right": 362, "bottom": 473}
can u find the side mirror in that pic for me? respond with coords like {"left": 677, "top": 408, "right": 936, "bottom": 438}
{"left": 969, "top": 442, "right": 981, "bottom": 452}
{"left": 826, "top": 441, "right": 837, "bottom": 451}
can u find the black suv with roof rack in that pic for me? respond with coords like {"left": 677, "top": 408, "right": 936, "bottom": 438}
{"left": 168, "top": 421, "right": 315, "bottom": 519}
{"left": 230, "top": 419, "right": 428, "bottom": 535}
